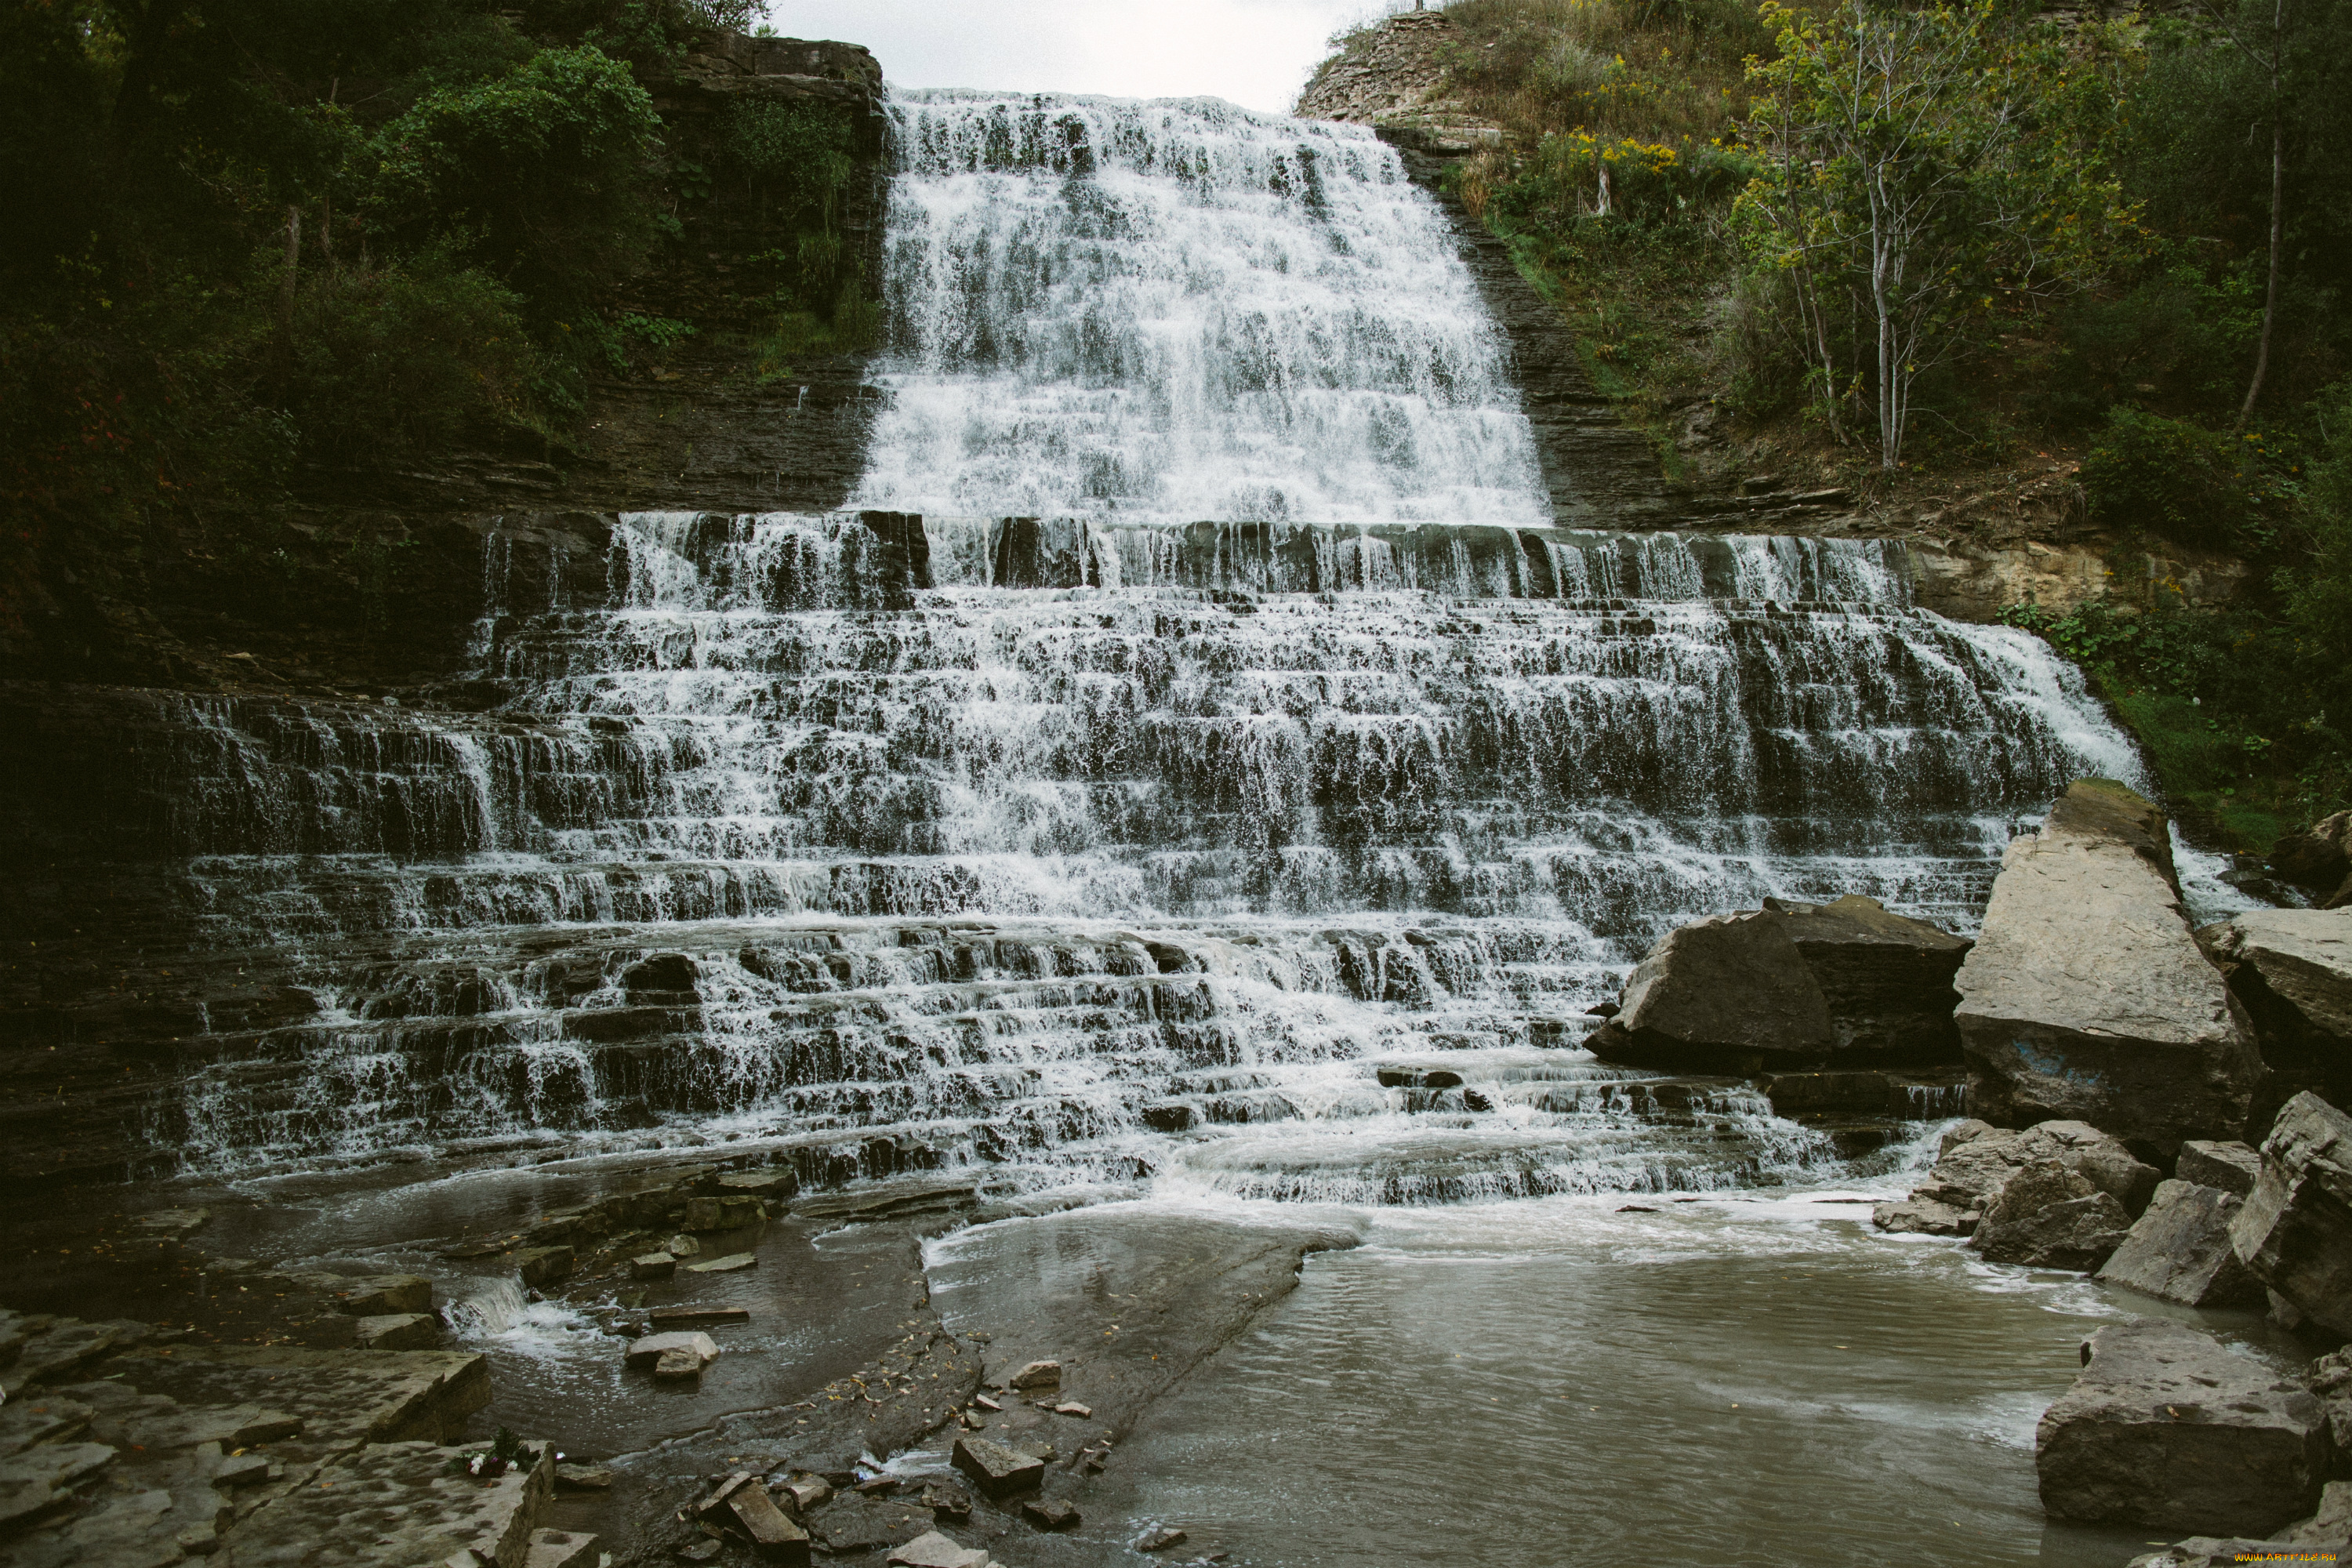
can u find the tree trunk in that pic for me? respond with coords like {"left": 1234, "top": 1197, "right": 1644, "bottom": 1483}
{"left": 278, "top": 205, "right": 301, "bottom": 333}
{"left": 2239, "top": 0, "right": 2287, "bottom": 424}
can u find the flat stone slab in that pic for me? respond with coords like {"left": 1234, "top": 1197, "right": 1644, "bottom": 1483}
{"left": 624, "top": 1331, "right": 719, "bottom": 1372}
{"left": 334, "top": 1276, "right": 434, "bottom": 1316}
{"left": 214, "top": 1436, "right": 554, "bottom": 1567}
{"left": 354, "top": 1312, "right": 443, "bottom": 1352}
{"left": 111, "top": 1343, "right": 492, "bottom": 1451}
{"left": 2038, "top": 1320, "right": 2330, "bottom": 1536}
{"left": 684, "top": 1253, "right": 757, "bottom": 1273}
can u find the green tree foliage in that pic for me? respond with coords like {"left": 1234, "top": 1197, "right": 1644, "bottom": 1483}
{"left": 1736, "top": 0, "right": 2127, "bottom": 468}
{"left": 362, "top": 45, "right": 661, "bottom": 310}
{"left": 0, "top": 0, "right": 865, "bottom": 621}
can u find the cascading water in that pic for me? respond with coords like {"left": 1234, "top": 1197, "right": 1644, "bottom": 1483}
{"left": 132, "top": 94, "right": 2164, "bottom": 1207}
{"left": 852, "top": 93, "right": 1549, "bottom": 525}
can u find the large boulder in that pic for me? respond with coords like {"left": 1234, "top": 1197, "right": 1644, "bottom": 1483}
{"left": 1926, "top": 1119, "right": 2161, "bottom": 1214}
{"left": 2096, "top": 1180, "right": 2267, "bottom": 1308}
{"left": 2038, "top": 1319, "right": 2332, "bottom": 1536}
{"left": 1585, "top": 895, "right": 1968, "bottom": 1074}
{"left": 2199, "top": 908, "right": 2352, "bottom": 1125}
{"left": 1971, "top": 1160, "right": 2132, "bottom": 1269}
{"left": 2230, "top": 1091, "right": 2352, "bottom": 1341}
{"left": 1955, "top": 780, "right": 2260, "bottom": 1156}
{"left": 2270, "top": 812, "right": 2352, "bottom": 895}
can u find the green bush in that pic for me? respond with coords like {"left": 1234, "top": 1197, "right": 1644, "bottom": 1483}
{"left": 283, "top": 263, "right": 539, "bottom": 463}
{"left": 2078, "top": 405, "right": 2280, "bottom": 550}
{"left": 365, "top": 45, "right": 662, "bottom": 310}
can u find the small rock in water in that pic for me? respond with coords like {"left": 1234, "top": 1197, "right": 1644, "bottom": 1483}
{"left": 727, "top": 1483, "right": 811, "bottom": 1559}
{"left": 630, "top": 1253, "right": 677, "bottom": 1282}
{"left": 856, "top": 1475, "right": 900, "bottom": 1495}
{"left": 668, "top": 1234, "right": 702, "bottom": 1258}
{"left": 1134, "top": 1526, "right": 1189, "bottom": 1552}
{"left": 1022, "top": 1497, "right": 1080, "bottom": 1530}
{"left": 958, "top": 1410, "right": 987, "bottom": 1430}
{"left": 685, "top": 1252, "right": 757, "bottom": 1274}
{"left": 653, "top": 1346, "right": 706, "bottom": 1380}
{"left": 1616, "top": 1205, "right": 1658, "bottom": 1214}
{"left": 920, "top": 1480, "right": 971, "bottom": 1518}
{"left": 1006, "top": 1360, "right": 1060, "bottom": 1390}
{"left": 675, "top": 1542, "right": 721, "bottom": 1563}
{"left": 781, "top": 1475, "right": 833, "bottom": 1513}
{"left": 555, "top": 1464, "right": 614, "bottom": 1491}
{"left": 1053, "top": 1401, "right": 1092, "bottom": 1417}
{"left": 626, "top": 1330, "right": 720, "bottom": 1371}
{"left": 949, "top": 1436, "right": 1044, "bottom": 1500}
{"left": 972, "top": 1394, "right": 1002, "bottom": 1411}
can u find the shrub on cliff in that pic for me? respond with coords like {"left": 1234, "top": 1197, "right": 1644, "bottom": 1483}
{"left": 361, "top": 45, "right": 663, "bottom": 314}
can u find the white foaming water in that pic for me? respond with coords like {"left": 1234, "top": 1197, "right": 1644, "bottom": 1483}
{"left": 445, "top": 1276, "right": 604, "bottom": 1359}
{"left": 852, "top": 93, "right": 1549, "bottom": 525}
{"left": 154, "top": 513, "right": 2154, "bottom": 1189}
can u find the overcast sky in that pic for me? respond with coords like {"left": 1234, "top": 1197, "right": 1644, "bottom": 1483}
{"left": 759, "top": 0, "right": 1414, "bottom": 116}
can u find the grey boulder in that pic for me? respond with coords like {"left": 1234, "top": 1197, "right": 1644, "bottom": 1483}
{"left": 2129, "top": 1482, "right": 2352, "bottom": 1567}
{"left": 2096, "top": 1180, "right": 2266, "bottom": 1308}
{"left": 1584, "top": 895, "right": 1969, "bottom": 1073}
{"left": 2178, "top": 1140, "right": 2262, "bottom": 1198}
{"left": 1878, "top": 1118, "right": 2159, "bottom": 1239}
{"left": 2200, "top": 907, "right": 2352, "bottom": 1120}
{"left": 1971, "top": 1161, "right": 2132, "bottom": 1270}
{"left": 1956, "top": 780, "right": 2260, "bottom": 1155}
{"left": 2038, "top": 1319, "right": 2330, "bottom": 1535}
{"left": 2230, "top": 1091, "right": 2352, "bottom": 1341}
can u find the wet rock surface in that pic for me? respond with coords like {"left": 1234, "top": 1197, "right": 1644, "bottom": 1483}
{"left": 2200, "top": 907, "right": 2352, "bottom": 1123}
{"left": 1957, "top": 781, "right": 2260, "bottom": 1154}
{"left": 1970, "top": 1162, "right": 2132, "bottom": 1270}
{"left": 1875, "top": 1118, "right": 2157, "bottom": 1240}
{"left": 2038, "top": 1320, "right": 2331, "bottom": 1536}
{"left": 2096, "top": 1179, "right": 2268, "bottom": 1308}
{"left": 1586, "top": 896, "right": 1969, "bottom": 1074}
{"left": 2230, "top": 1091, "right": 2352, "bottom": 1341}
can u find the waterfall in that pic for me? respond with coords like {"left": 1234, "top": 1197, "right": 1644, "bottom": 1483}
{"left": 123, "top": 96, "right": 2159, "bottom": 1196}
{"left": 851, "top": 93, "right": 1549, "bottom": 525}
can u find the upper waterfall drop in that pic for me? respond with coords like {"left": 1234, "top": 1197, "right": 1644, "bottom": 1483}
{"left": 850, "top": 91, "right": 1552, "bottom": 526}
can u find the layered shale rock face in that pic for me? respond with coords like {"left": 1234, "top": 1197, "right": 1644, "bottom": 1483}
{"left": 1, "top": 510, "right": 2141, "bottom": 1192}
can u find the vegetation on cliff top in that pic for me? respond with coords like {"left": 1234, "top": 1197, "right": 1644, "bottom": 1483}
{"left": 0, "top": 0, "right": 867, "bottom": 630}
{"left": 1347, "top": 0, "right": 2351, "bottom": 841}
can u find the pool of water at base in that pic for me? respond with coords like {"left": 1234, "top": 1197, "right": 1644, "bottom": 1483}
{"left": 1007, "top": 1188, "right": 2290, "bottom": 1568}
